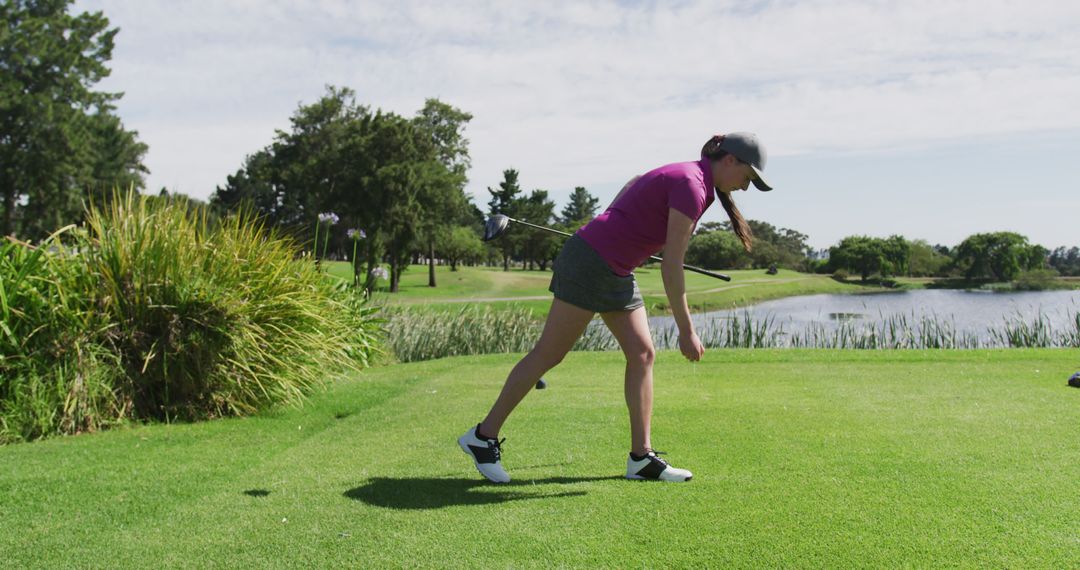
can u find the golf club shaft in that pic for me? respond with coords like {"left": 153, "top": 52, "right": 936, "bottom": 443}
{"left": 507, "top": 217, "right": 732, "bottom": 282}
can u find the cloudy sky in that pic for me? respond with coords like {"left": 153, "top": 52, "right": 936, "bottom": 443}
{"left": 74, "top": 0, "right": 1080, "bottom": 249}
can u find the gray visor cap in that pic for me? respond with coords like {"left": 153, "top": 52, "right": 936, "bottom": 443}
{"left": 718, "top": 132, "right": 772, "bottom": 191}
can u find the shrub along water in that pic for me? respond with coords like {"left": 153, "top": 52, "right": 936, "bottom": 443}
{"left": 0, "top": 192, "right": 381, "bottom": 443}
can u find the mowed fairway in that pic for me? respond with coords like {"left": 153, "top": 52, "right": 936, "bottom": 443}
{"left": 3, "top": 349, "right": 1078, "bottom": 567}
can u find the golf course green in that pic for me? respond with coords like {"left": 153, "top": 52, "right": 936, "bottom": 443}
{"left": 4, "top": 349, "right": 1077, "bottom": 567}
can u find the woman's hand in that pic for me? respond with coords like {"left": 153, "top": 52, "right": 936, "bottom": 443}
{"left": 679, "top": 329, "right": 704, "bottom": 361}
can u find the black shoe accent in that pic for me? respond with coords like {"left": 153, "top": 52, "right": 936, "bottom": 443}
{"left": 631, "top": 449, "right": 666, "bottom": 461}
{"left": 632, "top": 453, "right": 669, "bottom": 479}
{"left": 468, "top": 436, "right": 504, "bottom": 465}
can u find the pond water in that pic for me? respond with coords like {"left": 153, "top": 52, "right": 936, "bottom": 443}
{"left": 643, "top": 289, "right": 1080, "bottom": 347}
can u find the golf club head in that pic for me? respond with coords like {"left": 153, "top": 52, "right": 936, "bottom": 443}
{"left": 483, "top": 215, "right": 511, "bottom": 241}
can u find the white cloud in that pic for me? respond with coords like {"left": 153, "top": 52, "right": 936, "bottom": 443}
{"left": 78, "top": 0, "right": 1080, "bottom": 218}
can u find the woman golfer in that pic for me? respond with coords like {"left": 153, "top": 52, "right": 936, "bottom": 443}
{"left": 460, "top": 132, "right": 773, "bottom": 482}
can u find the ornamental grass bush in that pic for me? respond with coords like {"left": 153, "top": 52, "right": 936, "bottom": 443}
{"left": 0, "top": 191, "right": 381, "bottom": 443}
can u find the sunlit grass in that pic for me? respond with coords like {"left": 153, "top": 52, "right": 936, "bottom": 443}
{"left": 2, "top": 350, "right": 1077, "bottom": 567}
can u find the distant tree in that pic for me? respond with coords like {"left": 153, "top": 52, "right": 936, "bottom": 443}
{"left": 908, "top": 239, "right": 951, "bottom": 277}
{"left": 83, "top": 108, "right": 149, "bottom": 205}
{"left": 413, "top": 99, "right": 472, "bottom": 287}
{"left": 686, "top": 230, "right": 747, "bottom": 269}
{"left": 367, "top": 116, "right": 458, "bottom": 293}
{"left": 517, "top": 189, "right": 558, "bottom": 270}
{"left": 439, "top": 225, "right": 484, "bottom": 271}
{"left": 1049, "top": 246, "right": 1080, "bottom": 277}
{"left": 464, "top": 202, "right": 486, "bottom": 228}
{"left": 881, "top": 235, "right": 911, "bottom": 277}
{"left": 954, "top": 232, "right": 1045, "bottom": 281}
{"left": 696, "top": 221, "right": 725, "bottom": 234}
{"left": 717, "top": 219, "right": 811, "bottom": 270}
{"left": 560, "top": 186, "right": 599, "bottom": 227}
{"left": 211, "top": 149, "right": 283, "bottom": 222}
{"left": 830, "top": 236, "right": 887, "bottom": 281}
{"left": 487, "top": 169, "right": 524, "bottom": 271}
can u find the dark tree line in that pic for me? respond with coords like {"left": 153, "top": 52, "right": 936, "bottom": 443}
{"left": 824, "top": 232, "right": 1051, "bottom": 282}
{"left": 1048, "top": 247, "right": 1080, "bottom": 277}
{"left": 686, "top": 222, "right": 1070, "bottom": 285}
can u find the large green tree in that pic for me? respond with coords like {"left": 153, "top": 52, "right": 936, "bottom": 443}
{"left": 829, "top": 236, "right": 888, "bottom": 281}
{"left": 1, "top": 0, "right": 147, "bottom": 238}
{"left": 412, "top": 99, "right": 472, "bottom": 287}
{"left": 881, "top": 235, "right": 911, "bottom": 277}
{"left": 955, "top": 232, "right": 1046, "bottom": 281}
{"left": 211, "top": 88, "right": 473, "bottom": 293}
{"left": 686, "top": 229, "right": 747, "bottom": 270}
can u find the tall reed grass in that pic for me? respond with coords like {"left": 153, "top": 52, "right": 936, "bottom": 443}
{"left": 382, "top": 305, "right": 1080, "bottom": 362}
{"left": 1, "top": 191, "right": 381, "bottom": 443}
{"left": 383, "top": 306, "right": 539, "bottom": 362}
{"left": 0, "top": 229, "right": 122, "bottom": 440}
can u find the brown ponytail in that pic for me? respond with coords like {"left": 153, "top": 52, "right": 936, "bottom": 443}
{"left": 702, "top": 135, "right": 753, "bottom": 252}
{"left": 718, "top": 191, "right": 752, "bottom": 252}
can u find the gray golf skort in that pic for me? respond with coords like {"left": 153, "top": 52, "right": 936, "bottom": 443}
{"left": 548, "top": 234, "right": 644, "bottom": 313}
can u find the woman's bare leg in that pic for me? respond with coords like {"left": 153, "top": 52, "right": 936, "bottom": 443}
{"left": 600, "top": 307, "right": 655, "bottom": 456}
{"left": 479, "top": 299, "right": 594, "bottom": 437}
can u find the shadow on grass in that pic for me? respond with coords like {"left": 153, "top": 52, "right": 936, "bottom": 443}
{"left": 344, "top": 476, "right": 622, "bottom": 510}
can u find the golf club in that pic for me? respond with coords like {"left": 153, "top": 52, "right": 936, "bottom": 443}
{"left": 483, "top": 214, "right": 732, "bottom": 281}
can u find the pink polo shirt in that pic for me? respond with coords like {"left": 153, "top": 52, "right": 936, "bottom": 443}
{"left": 577, "top": 159, "right": 715, "bottom": 276}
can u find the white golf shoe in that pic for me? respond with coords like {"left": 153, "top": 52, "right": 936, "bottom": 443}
{"left": 458, "top": 424, "right": 511, "bottom": 484}
{"left": 626, "top": 450, "right": 693, "bottom": 482}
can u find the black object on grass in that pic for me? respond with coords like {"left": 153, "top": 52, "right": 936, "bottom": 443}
{"left": 536, "top": 378, "right": 547, "bottom": 390}
{"left": 1069, "top": 372, "right": 1080, "bottom": 388}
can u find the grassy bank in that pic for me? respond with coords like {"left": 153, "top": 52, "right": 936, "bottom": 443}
{"left": 3, "top": 349, "right": 1077, "bottom": 567}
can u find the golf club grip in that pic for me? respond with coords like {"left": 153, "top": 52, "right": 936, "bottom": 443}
{"left": 647, "top": 255, "right": 731, "bottom": 281}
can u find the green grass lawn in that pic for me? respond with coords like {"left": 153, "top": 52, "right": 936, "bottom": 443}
{"left": 328, "top": 262, "right": 888, "bottom": 317}
{"left": 3, "top": 349, "right": 1078, "bottom": 567}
